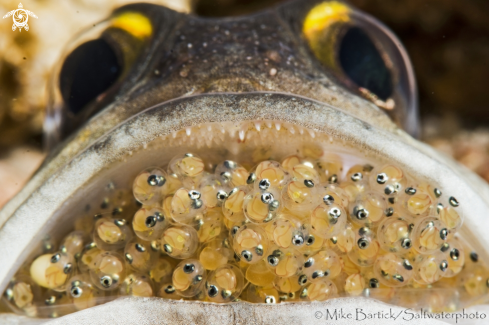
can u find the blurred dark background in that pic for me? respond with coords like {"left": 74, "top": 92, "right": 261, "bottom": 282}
{"left": 349, "top": 0, "right": 489, "bottom": 134}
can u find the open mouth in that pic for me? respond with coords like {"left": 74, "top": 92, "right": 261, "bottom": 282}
{"left": 2, "top": 93, "right": 488, "bottom": 318}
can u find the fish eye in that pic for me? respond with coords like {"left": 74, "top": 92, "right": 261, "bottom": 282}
{"left": 60, "top": 38, "right": 121, "bottom": 116}
{"left": 303, "top": 1, "right": 418, "bottom": 136}
{"left": 338, "top": 26, "right": 393, "bottom": 102}
{"left": 46, "top": 11, "right": 153, "bottom": 147}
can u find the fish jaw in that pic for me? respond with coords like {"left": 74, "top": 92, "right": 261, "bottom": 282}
{"left": 1, "top": 93, "right": 489, "bottom": 297}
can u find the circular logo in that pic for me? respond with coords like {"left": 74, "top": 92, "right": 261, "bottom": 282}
{"left": 14, "top": 10, "right": 28, "bottom": 27}
{"left": 315, "top": 311, "right": 323, "bottom": 319}
{"left": 3, "top": 4, "right": 38, "bottom": 32}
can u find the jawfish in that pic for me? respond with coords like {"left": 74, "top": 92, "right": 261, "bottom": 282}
{"left": 1, "top": 1, "right": 489, "bottom": 324}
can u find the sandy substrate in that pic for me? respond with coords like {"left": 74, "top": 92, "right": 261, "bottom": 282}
{"left": 0, "top": 147, "right": 44, "bottom": 209}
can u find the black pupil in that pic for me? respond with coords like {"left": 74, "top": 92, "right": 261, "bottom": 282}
{"left": 60, "top": 39, "right": 121, "bottom": 115}
{"left": 146, "top": 216, "right": 156, "bottom": 227}
{"left": 339, "top": 27, "right": 393, "bottom": 101}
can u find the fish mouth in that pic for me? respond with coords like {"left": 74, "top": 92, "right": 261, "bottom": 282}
{"left": 1, "top": 93, "right": 489, "bottom": 318}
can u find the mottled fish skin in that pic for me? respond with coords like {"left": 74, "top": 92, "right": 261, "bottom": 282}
{"left": 1, "top": 1, "right": 489, "bottom": 323}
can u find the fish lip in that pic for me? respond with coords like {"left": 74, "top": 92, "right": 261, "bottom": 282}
{"left": 0, "top": 92, "right": 488, "bottom": 296}
{"left": 12, "top": 294, "right": 472, "bottom": 323}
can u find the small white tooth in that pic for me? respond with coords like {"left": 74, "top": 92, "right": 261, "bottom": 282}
{"left": 207, "top": 125, "right": 212, "bottom": 131}
{"left": 172, "top": 132, "right": 177, "bottom": 138}
{"left": 239, "top": 130, "right": 246, "bottom": 141}
{"left": 196, "top": 138, "right": 203, "bottom": 148}
{"left": 216, "top": 130, "right": 224, "bottom": 141}
{"left": 289, "top": 126, "right": 295, "bottom": 134}
{"left": 254, "top": 122, "right": 261, "bottom": 132}
{"left": 299, "top": 128, "right": 304, "bottom": 135}
{"left": 275, "top": 123, "right": 281, "bottom": 131}
{"left": 205, "top": 135, "right": 213, "bottom": 147}
{"left": 186, "top": 128, "right": 192, "bottom": 136}
{"left": 308, "top": 130, "right": 315, "bottom": 138}
{"left": 265, "top": 121, "right": 272, "bottom": 128}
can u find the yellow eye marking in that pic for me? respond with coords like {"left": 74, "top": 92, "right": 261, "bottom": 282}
{"left": 112, "top": 12, "right": 152, "bottom": 39}
{"left": 303, "top": 1, "right": 351, "bottom": 39}
{"left": 303, "top": 2, "right": 351, "bottom": 69}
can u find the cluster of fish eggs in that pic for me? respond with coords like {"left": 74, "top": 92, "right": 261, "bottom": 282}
{"left": 3, "top": 152, "right": 488, "bottom": 317}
